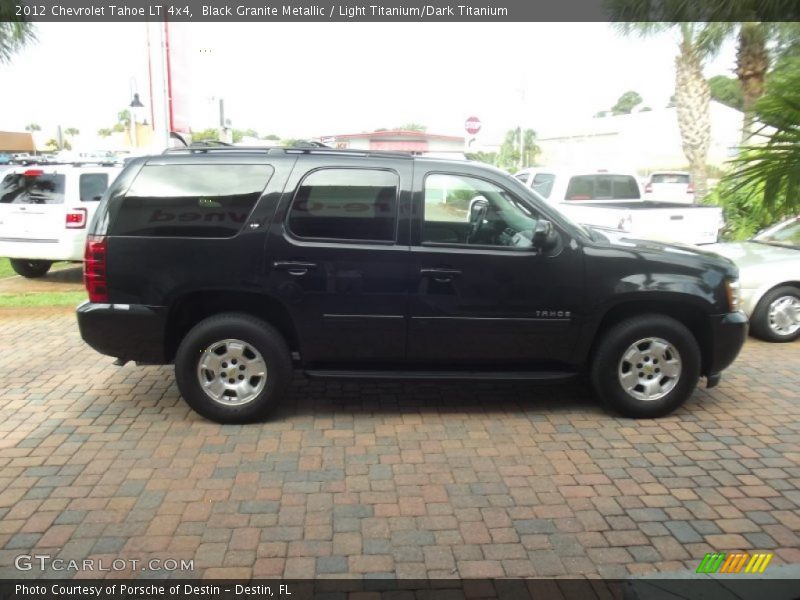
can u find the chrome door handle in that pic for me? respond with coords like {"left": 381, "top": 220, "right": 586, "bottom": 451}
{"left": 273, "top": 261, "right": 318, "bottom": 276}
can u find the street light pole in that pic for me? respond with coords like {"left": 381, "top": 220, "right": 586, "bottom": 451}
{"left": 129, "top": 92, "right": 144, "bottom": 149}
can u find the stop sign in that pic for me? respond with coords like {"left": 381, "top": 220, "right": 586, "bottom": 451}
{"left": 465, "top": 116, "right": 481, "bottom": 135}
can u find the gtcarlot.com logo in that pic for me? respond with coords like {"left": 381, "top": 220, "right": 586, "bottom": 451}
{"left": 696, "top": 552, "right": 773, "bottom": 574}
{"left": 15, "top": 555, "right": 194, "bottom": 572}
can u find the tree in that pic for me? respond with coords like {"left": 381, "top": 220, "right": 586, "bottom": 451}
{"left": 497, "top": 128, "right": 539, "bottom": 171}
{"left": 708, "top": 75, "right": 744, "bottom": 111}
{"left": 398, "top": 123, "right": 426, "bottom": 132}
{"left": 24, "top": 123, "right": 41, "bottom": 132}
{"left": 261, "top": 134, "right": 280, "bottom": 140}
{"left": 612, "top": 23, "right": 728, "bottom": 200}
{"left": 0, "top": 20, "right": 36, "bottom": 65}
{"left": 723, "top": 57, "right": 800, "bottom": 228}
{"left": 191, "top": 128, "right": 220, "bottom": 142}
{"left": 611, "top": 90, "right": 643, "bottom": 115}
{"left": 97, "top": 128, "right": 113, "bottom": 138}
{"left": 64, "top": 128, "right": 80, "bottom": 137}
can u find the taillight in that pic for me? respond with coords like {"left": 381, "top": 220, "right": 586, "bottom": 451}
{"left": 24, "top": 169, "right": 44, "bottom": 177}
{"left": 84, "top": 235, "right": 108, "bottom": 303}
{"left": 66, "top": 207, "right": 87, "bottom": 229}
{"left": 644, "top": 183, "right": 653, "bottom": 194}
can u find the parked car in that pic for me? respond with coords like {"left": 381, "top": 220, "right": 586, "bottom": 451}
{"left": 11, "top": 153, "right": 38, "bottom": 165}
{"left": 644, "top": 171, "right": 695, "bottom": 203}
{"left": 708, "top": 216, "right": 800, "bottom": 342}
{"left": 513, "top": 168, "right": 723, "bottom": 245}
{"left": 0, "top": 153, "right": 12, "bottom": 165}
{"left": 0, "top": 164, "right": 121, "bottom": 277}
{"left": 76, "top": 147, "right": 747, "bottom": 423}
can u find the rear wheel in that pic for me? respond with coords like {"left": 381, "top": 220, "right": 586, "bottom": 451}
{"left": 10, "top": 259, "right": 52, "bottom": 278}
{"left": 750, "top": 286, "right": 800, "bottom": 343}
{"left": 591, "top": 315, "right": 700, "bottom": 418}
{"left": 174, "top": 313, "right": 292, "bottom": 423}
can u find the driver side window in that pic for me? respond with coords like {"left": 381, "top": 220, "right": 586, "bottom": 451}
{"left": 423, "top": 173, "right": 540, "bottom": 248}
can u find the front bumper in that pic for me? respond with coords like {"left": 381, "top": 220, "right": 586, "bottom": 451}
{"left": 76, "top": 301, "right": 168, "bottom": 364}
{"left": 705, "top": 311, "right": 749, "bottom": 377}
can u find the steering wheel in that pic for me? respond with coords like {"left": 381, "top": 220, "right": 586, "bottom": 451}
{"left": 467, "top": 197, "right": 489, "bottom": 244}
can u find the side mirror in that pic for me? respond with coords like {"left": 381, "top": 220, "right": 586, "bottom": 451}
{"left": 532, "top": 219, "right": 557, "bottom": 250}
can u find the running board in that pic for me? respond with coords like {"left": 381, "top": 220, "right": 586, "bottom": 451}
{"left": 303, "top": 369, "right": 577, "bottom": 381}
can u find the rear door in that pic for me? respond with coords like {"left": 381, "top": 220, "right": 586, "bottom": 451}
{"left": 0, "top": 168, "right": 66, "bottom": 242}
{"left": 265, "top": 156, "right": 412, "bottom": 367}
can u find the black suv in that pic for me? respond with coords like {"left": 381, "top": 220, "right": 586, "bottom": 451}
{"left": 77, "top": 147, "right": 747, "bottom": 423}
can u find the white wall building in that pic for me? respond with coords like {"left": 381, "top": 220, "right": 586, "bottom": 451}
{"left": 535, "top": 101, "right": 743, "bottom": 175}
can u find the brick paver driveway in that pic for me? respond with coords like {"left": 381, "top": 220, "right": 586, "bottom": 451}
{"left": 0, "top": 310, "right": 798, "bottom": 579}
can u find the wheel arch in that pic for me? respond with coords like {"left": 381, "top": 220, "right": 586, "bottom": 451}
{"left": 164, "top": 290, "right": 300, "bottom": 363}
{"left": 584, "top": 298, "right": 713, "bottom": 375}
{"left": 748, "top": 280, "right": 800, "bottom": 315}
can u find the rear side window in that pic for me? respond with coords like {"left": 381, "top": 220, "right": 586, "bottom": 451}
{"left": 109, "top": 164, "right": 273, "bottom": 237}
{"left": 0, "top": 172, "right": 65, "bottom": 205}
{"left": 79, "top": 173, "right": 109, "bottom": 202}
{"left": 565, "top": 175, "right": 640, "bottom": 200}
{"left": 287, "top": 169, "right": 398, "bottom": 242}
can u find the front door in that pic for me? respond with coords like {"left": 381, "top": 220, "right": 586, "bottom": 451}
{"left": 265, "top": 157, "right": 412, "bottom": 367}
{"left": 408, "top": 170, "right": 585, "bottom": 369}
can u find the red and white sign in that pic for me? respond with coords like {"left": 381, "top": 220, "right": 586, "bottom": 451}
{"left": 465, "top": 116, "right": 482, "bottom": 135}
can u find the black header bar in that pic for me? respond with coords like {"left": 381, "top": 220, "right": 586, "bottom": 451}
{"left": 3, "top": 0, "right": 800, "bottom": 22}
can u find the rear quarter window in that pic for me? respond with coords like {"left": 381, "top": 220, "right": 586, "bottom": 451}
{"left": 0, "top": 172, "right": 66, "bottom": 205}
{"left": 109, "top": 164, "right": 273, "bottom": 237}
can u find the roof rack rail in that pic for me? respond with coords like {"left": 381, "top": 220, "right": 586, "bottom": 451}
{"left": 162, "top": 146, "right": 415, "bottom": 159}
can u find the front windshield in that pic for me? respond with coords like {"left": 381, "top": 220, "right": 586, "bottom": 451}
{"left": 754, "top": 218, "right": 800, "bottom": 248}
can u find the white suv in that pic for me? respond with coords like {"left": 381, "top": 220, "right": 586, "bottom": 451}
{"left": 0, "top": 164, "right": 121, "bottom": 277}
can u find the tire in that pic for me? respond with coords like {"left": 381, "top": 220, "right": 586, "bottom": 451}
{"left": 10, "top": 259, "right": 52, "bottom": 278}
{"left": 174, "top": 312, "right": 292, "bottom": 424}
{"left": 750, "top": 286, "right": 800, "bottom": 343}
{"left": 591, "top": 315, "right": 701, "bottom": 418}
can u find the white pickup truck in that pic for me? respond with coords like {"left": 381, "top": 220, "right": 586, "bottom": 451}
{"left": 513, "top": 168, "right": 724, "bottom": 245}
{"left": 0, "top": 164, "right": 121, "bottom": 277}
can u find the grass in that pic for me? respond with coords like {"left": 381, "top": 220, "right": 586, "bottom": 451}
{"left": 0, "top": 291, "right": 87, "bottom": 308}
{"left": 0, "top": 258, "right": 15, "bottom": 279}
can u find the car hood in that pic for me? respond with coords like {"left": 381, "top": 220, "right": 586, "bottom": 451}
{"left": 705, "top": 241, "right": 800, "bottom": 286}
{"left": 706, "top": 241, "right": 800, "bottom": 267}
{"left": 592, "top": 228, "right": 738, "bottom": 275}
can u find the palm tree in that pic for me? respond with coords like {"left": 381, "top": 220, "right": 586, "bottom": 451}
{"left": 614, "top": 23, "right": 727, "bottom": 200}
{"left": 0, "top": 21, "right": 36, "bottom": 64}
{"left": 64, "top": 128, "right": 80, "bottom": 137}
{"left": 25, "top": 123, "right": 41, "bottom": 132}
{"left": 97, "top": 128, "right": 113, "bottom": 138}
{"left": 727, "top": 57, "right": 800, "bottom": 221}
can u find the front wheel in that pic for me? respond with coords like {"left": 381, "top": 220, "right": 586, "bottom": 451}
{"left": 591, "top": 315, "right": 700, "bottom": 418}
{"left": 750, "top": 286, "right": 800, "bottom": 343}
{"left": 10, "top": 259, "right": 52, "bottom": 278}
{"left": 174, "top": 313, "right": 292, "bottom": 423}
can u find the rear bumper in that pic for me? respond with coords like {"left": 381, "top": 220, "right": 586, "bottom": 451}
{"left": 76, "top": 301, "right": 168, "bottom": 364}
{"left": 0, "top": 236, "right": 84, "bottom": 261}
{"left": 705, "top": 311, "right": 749, "bottom": 376}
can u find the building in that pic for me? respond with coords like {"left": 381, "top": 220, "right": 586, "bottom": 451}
{"left": 535, "top": 101, "right": 744, "bottom": 174}
{"left": 315, "top": 129, "right": 465, "bottom": 155}
{"left": 0, "top": 131, "right": 35, "bottom": 154}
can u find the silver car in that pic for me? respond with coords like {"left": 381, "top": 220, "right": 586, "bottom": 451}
{"left": 709, "top": 216, "right": 800, "bottom": 342}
